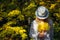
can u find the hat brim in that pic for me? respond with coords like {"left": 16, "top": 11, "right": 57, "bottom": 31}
{"left": 35, "top": 11, "right": 49, "bottom": 19}
{"left": 36, "top": 15, "right": 49, "bottom": 19}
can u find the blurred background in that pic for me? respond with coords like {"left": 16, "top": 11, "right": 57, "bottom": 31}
{"left": 0, "top": 0, "right": 60, "bottom": 40}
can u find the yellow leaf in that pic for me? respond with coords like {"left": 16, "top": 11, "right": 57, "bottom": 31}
{"left": 8, "top": 10, "right": 21, "bottom": 17}
{"left": 39, "top": 2, "right": 45, "bottom": 5}
{"left": 19, "top": 29, "right": 26, "bottom": 34}
{"left": 18, "top": 15, "right": 24, "bottom": 21}
{"left": 55, "top": 13, "right": 60, "bottom": 18}
{"left": 24, "top": 2, "right": 36, "bottom": 11}
{"left": 0, "top": 17, "right": 3, "bottom": 21}
{"left": 57, "top": 0, "right": 60, "bottom": 2}
{"left": 21, "top": 33, "right": 27, "bottom": 39}
{"left": 50, "top": 4, "right": 56, "bottom": 9}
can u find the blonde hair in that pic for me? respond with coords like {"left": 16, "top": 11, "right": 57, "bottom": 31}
{"left": 38, "top": 22, "right": 50, "bottom": 32}
{"left": 35, "top": 17, "right": 50, "bottom": 32}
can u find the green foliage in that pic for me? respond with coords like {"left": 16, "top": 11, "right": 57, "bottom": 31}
{"left": 0, "top": 0, "right": 60, "bottom": 40}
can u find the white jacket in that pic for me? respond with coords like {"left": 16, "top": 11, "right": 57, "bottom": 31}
{"left": 29, "top": 20, "right": 53, "bottom": 40}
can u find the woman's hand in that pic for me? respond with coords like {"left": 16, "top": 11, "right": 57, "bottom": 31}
{"left": 38, "top": 31, "right": 45, "bottom": 38}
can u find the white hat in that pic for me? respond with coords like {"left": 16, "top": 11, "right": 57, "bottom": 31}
{"left": 35, "top": 6, "right": 49, "bottom": 19}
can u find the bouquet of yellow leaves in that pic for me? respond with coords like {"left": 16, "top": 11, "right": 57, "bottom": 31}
{"left": 38, "top": 22, "right": 50, "bottom": 32}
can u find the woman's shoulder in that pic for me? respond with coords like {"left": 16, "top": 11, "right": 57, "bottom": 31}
{"left": 48, "top": 18, "right": 53, "bottom": 26}
{"left": 31, "top": 20, "right": 38, "bottom": 26}
{"left": 48, "top": 19, "right": 53, "bottom": 23}
{"left": 31, "top": 20, "right": 37, "bottom": 24}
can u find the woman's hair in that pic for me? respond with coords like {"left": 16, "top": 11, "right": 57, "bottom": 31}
{"left": 35, "top": 17, "right": 50, "bottom": 23}
{"left": 44, "top": 18, "right": 49, "bottom": 22}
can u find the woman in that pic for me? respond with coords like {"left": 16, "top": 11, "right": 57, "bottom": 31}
{"left": 29, "top": 6, "right": 53, "bottom": 40}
